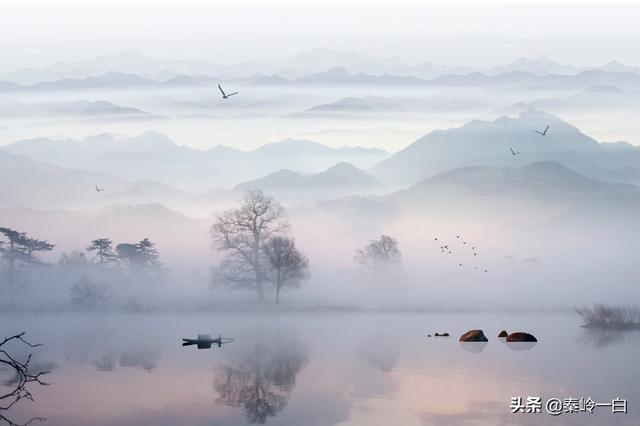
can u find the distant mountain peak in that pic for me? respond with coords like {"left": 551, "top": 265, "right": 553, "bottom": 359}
{"left": 324, "top": 161, "right": 362, "bottom": 175}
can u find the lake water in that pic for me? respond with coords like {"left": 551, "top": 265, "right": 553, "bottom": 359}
{"left": 1, "top": 311, "right": 638, "bottom": 426}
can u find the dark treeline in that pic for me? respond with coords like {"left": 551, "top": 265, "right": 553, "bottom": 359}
{"left": 0, "top": 227, "right": 165, "bottom": 310}
{"left": 1, "top": 190, "right": 403, "bottom": 311}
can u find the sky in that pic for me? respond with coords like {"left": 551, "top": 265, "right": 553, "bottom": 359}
{"left": 1, "top": 2, "right": 640, "bottom": 72}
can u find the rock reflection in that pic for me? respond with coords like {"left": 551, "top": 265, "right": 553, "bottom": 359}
{"left": 459, "top": 342, "right": 488, "bottom": 353}
{"left": 214, "top": 332, "right": 308, "bottom": 424}
{"left": 505, "top": 341, "right": 537, "bottom": 351}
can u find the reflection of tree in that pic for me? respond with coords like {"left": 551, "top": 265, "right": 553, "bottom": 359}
{"left": 119, "top": 349, "right": 158, "bottom": 373}
{"left": 358, "top": 334, "right": 400, "bottom": 373}
{"left": 0, "top": 332, "right": 49, "bottom": 426}
{"left": 92, "top": 352, "right": 117, "bottom": 372}
{"left": 579, "top": 328, "right": 640, "bottom": 348}
{"left": 214, "top": 335, "right": 308, "bottom": 424}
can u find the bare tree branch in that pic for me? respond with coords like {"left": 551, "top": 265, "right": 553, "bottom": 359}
{"left": 0, "top": 332, "right": 49, "bottom": 426}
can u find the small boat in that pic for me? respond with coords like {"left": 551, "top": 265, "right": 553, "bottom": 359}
{"left": 182, "top": 334, "right": 234, "bottom": 349}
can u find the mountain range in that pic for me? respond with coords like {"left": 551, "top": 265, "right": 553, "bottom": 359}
{"left": 3, "top": 49, "right": 639, "bottom": 84}
{"left": 2, "top": 133, "right": 391, "bottom": 192}
{"left": 235, "top": 162, "right": 385, "bottom": 202}
{"left": 0, "top": 99, "right": 158, "bottom": 121}
{"left": 370, "top": 109, "right": 640, "bottom": 187}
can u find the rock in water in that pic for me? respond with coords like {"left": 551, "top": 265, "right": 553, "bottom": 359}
{"left": 498, "top": 330, "right": 508, "bottom": 338}
{"left": 506, "top": 332, "right": 537, "bottom": 342}
{"left": 459, "top": 329, "right": 488, "bottom": 342}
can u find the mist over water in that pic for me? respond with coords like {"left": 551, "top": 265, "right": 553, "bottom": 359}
{"left": 1, "top": 3, "right": 640, "bottom": 425}
{"left": 2, "top": 312, "right": 639, "bottom": 426}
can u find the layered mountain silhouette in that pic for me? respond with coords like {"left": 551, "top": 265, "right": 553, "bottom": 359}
{"left": 3, "top": 133, "right": 390, "bottom": 191}
{"left": 0, "top": 99, "right": 158, "bottom": 120}
{"left": 504, "top": 85, "right": 640, "bottom": 113}
{"left": 0, "top": 149, "right": 189, "bottom": 208}
{"left": 371, "top": 109, "right": 640, "bottom": 187}
{"left": 235, "top": 162, "right": 385, "bottom": 202}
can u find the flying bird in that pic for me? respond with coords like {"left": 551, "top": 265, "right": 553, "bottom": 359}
{"left": 218, "top": 84, "right": 239, "bottom": 99}
{"left": 534, "top": 125, "right": 549, "bottom": 136}
{"left": 95, "top": 185, "right": 104, "bottom": 192}
{"left": 510, "top": 148, "right": 522, "bottom": 156}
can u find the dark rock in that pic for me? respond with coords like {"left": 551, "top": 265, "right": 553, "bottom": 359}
{"left": 459, "top": 329, "right": 488, "bottom": 342}
{"left": 442, "top": 332, "right": 449, "bottom": 337}
{"left": 427, "top": 334, "right": 432, "bottom": 337}
{"left": 498, "top": 330, "right": 508, "bottom": 338}
{"left": 506, "top": 332, "right": 537, "bottom": 342}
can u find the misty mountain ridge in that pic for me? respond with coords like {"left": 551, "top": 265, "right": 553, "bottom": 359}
{"left": 4, "top": 49, "right": 640, "bottom": 85}
{"left": 0, "top": 99, "right": 158, "bottom": 121}
{"left": 384, "top": 161, "right": 640, "bottom": 227}
{"left": 0, "top": 71, "right": 202, "bottom": 93}
{"left": 234, "top": 161, "right": 385, "bottom": 202}
{"left": 3, "top": 132, "right": 391, "bottom": 191}
{"left": 371, "top": 109, "right": 640, "bottom": 187}
{"left": 503, "top": 84, "right": 640, "bottom": 113}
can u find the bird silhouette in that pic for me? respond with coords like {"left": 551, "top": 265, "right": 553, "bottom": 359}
{"left": 510, "top": 147, "right": 522, "bottom": 156}
{"left": 95, "top": 185, "right": 104, "bottom": 192}
{"left": 218, "top": 83, "right": 239, "bottom": 99}
{"left": 534, "top": 125, "right": 549, "bottom": 136}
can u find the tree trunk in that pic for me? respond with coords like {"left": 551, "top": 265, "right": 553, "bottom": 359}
{"left": 256, "top": 277, "right": 265, "bottom": 301}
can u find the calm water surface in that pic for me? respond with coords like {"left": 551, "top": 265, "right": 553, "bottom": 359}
{"left": 1, "top": 312, "right": 638, "bottom": 425}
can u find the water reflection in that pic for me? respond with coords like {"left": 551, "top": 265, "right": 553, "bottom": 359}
{"left": 459, "top": 341, "right": 488, "bottom": 353}
{"left": 505, "top": 342, "right": 537, "bottom": 351}
{"left": 358, "top": 335, "right": 401, "bottom": 372}
{"left": 119, "top": 349, "right": 159, "bottom": 372}
{"left": 579, "top": 327, "right": 640, "bottom": 348}
{"left": 92, "top": 351, "right": 117, "bottom": 372}
{"left": 214, "top": 332, "right": 308, "bottom": 424}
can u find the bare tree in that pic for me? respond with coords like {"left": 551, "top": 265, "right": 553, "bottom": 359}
{"left": 576, "top": 304, "right": 640, "bottom": 329}
{"left": 87, "top": 238, "right": 117, "bottom": 265}
{"left": 0, "top": 332, "right": 49, "bottom": 426}
{"left": 211, "top": 190, "right": 288, "bottom": 301}
{"left": 263, "top": 236, "right": 309, "bottom": 306}
{"left": 69, "top": 276, "right": 109, "bottom": 309}
{"left": 354, "top": 235, "right": 401, "bottom": 272}
{"left": 58, "top": 250, "right": 90, "bottom": 268}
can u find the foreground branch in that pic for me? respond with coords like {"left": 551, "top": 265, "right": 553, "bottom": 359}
{"left": 0, "top": 332, "right": 49, "bottom": 426}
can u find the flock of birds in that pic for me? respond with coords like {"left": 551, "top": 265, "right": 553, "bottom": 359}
{"left": 510, "top": 124, "right": 550, "bottom": 156}
{"left": 434, "top": 234, "right": 488, "bottom": 273}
